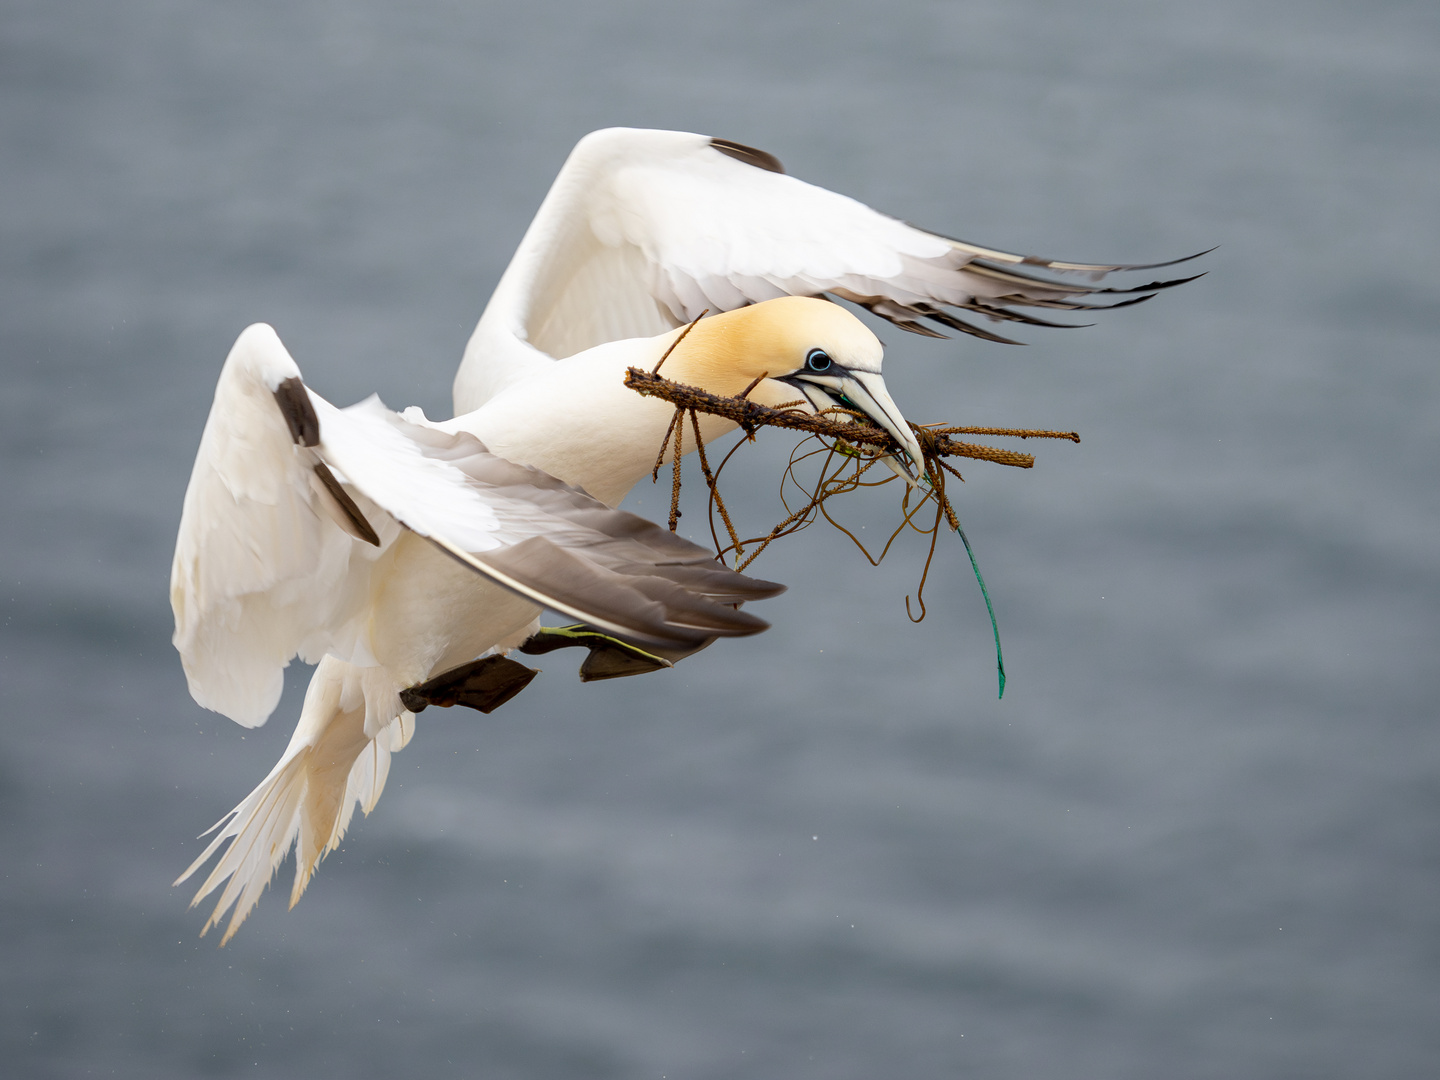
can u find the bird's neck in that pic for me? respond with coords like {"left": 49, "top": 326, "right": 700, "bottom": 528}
{"left": 459, "top": 342, "right": 748, "bottom": 507}
{"left": 459, "top": 314, "right": 803, "bottom": 507}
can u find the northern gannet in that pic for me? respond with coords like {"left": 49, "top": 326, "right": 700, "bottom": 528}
{"left": 175, "top": 128, "right": 1197, "bottom": 943}
{"left": 174, "top": 298, "right": 917, "bottom": 943}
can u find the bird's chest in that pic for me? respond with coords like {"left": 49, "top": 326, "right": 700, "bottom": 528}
{"left": 366, "top": 532, "right": 541, "bottom": 684}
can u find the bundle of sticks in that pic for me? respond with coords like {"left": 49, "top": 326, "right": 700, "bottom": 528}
{"left": 624, "top": 364, "right": 1078, "bottom": 566}
{"left": 624, "top": 365, "right": 1081, "bottom": 697}
{"left": 626, "top": 367, "right": 1078, "bottom": 472}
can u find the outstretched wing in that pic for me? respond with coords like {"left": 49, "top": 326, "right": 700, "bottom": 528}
{"left": 353, "top": 406, "right": 785, "bottom": 644}
{"left": 309, "top": 394, "right": 784, "bottom": 646}
{"left": 455, "top": 126, "right": 1205, "bottom": 410}
{"left": 171, "top": 324, "right": 391, "bottom": 728}
{"left": 173, "top": 324, "right": 783, "bottom": 726}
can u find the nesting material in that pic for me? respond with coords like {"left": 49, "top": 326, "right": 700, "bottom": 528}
{"left": 624, "top": 364, "right": 1079, "bottom": 573}
{"left": 626, "top": 366, "right": 1078, "bottom": 469}
{"left": 625, "top": 365, "right": 1081, "bottom": 699}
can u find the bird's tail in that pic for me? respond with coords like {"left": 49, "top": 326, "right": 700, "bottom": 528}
{"left": 174, "top": 655, "right": 414, "bottom": 945}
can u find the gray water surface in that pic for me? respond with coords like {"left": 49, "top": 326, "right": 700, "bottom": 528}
{"left": 3, "top": 1, "right": 1438, "bottom": 1077}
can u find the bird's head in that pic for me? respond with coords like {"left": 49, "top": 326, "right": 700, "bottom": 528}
{"left": 662, "top": 296, "right": 925, "bottom": 477}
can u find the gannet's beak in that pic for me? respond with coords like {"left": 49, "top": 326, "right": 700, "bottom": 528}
{"left": 782, "top": 368, "right": 925, "bottom": 484}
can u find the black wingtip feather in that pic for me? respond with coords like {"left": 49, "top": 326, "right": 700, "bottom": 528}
{"left": 1129, "top": 270, "right": 1208, "bottom": 292}
{"left": 918, "top": 307, "right": 1027, "bottom": 345}
{"left": 273, "top": 377, "right": 319, "bottom": 447}
{"left": 955, "top": 302, "right": 1093, "bottom": 330}
{"left": 933, "top": 231, "right": 1217, "bottom": 276}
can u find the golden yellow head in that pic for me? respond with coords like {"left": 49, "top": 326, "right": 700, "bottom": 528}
{"left": 657, "top": 296, "right": 923, "bottom": 474}
{"left": 660, "top": 296, "right": 884, "bottom": 401}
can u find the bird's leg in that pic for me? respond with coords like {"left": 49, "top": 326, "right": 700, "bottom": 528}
{"left": 399, "top": 655, "right": 540, "bottom": 715}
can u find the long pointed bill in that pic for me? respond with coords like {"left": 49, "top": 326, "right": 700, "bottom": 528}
{"left": 786, "top": 371, "right": 924, "bottom": 483}
{"left": 835, "top": 370, "right": 924, "bottom": 480}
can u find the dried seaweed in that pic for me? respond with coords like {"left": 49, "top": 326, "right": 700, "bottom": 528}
{"left": 624, "top": 367, "right": 1080, "bottom": 698}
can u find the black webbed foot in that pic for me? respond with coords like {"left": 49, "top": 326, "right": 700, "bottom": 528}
{"left": 399, "top": 654, "right": 539, "bottom": 715}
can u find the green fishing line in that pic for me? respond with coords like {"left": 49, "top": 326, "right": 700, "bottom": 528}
{"left": 953, "top": 519, "right": 1005, "bottom": 699}
{"left": 920, "top": 470, "right": 1005, "bottom": 699}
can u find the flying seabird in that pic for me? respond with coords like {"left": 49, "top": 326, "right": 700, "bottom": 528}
{"left": 174, "top": 298, "right": 918, "bottom": 942}
{"left": 174, "top": 128, "right": 1199, "bottom": 943}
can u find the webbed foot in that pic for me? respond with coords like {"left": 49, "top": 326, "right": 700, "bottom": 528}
{"left": 400, "top": 654, "right": 539, "bottom": 714}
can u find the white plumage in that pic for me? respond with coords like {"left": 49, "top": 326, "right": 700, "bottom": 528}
{"left": 174, "top": 128, "right": 1196, "bottom": 943}
{"left": 456, "top": 127, "right": 1198, "bottom": 413}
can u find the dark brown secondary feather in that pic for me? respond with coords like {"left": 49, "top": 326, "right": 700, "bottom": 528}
{"left": 710, "top": 137, "right": 785, "bottom": 174}
{"left": 312, "top": 463, "right": 381, "bottom": 546}
{"left": 273, "top": 377, "right": 319, "bottom": 446}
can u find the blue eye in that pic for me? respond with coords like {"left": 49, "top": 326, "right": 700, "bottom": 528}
{"left": 806, "top": 349, "right": 832, "bottom": 372}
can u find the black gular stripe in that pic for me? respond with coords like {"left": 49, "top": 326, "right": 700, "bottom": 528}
{"left": 313, "top": 462, "right": 381, "bottom": 546}
{"left": 273, "top": 377, "right": 320, "bottom": 446}
{"left": 710, "top": 137, "right": 785, "bottom": 174}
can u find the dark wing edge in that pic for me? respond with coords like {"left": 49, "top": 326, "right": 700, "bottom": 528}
{"left": 836, "top": 236, "right": 1211, "bottom": 345}
{"left": 385, "top": 414, "right": 785, "bottom": 649}
{"left": 426, "top": 532, "right": 780, "bottom": 649}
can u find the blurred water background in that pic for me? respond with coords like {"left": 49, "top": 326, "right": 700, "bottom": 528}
{"left": 3, "top": 1, "right": 1438, "bottom": 1077}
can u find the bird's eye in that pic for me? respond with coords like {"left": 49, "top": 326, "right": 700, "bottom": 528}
{"left": 806, "top": 349, "right": 832, "bottom": 372}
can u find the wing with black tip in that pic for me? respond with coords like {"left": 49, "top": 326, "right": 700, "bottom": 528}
{"left": 457, "top": 126, "right": 1206, "bottom": 410}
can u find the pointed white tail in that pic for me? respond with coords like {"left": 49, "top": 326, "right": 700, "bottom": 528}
{"left": 174, "top": 656, "right": 415, "bottom": 945}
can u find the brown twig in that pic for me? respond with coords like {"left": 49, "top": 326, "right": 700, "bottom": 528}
{"left": 690, "top": 409, "right": 744, "bottom": 556}
{"left": 650, "top": 407, "right": 682, "bottom": 483}
{"left": 625, "top": 368, "right": 1052, "bottom": 469}
{"left": 668, "top": 405, "right": 684, "bottom": 531}
{"left": 627, "top": 366, "right": 1078, "bottom": 621}
{"left": 651, "top": 309, "right": 709, "bottom": 375}
{"left": 932, "top": 426, "right": 1080, "bottom": 443}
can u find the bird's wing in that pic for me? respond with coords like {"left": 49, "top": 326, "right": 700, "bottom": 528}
{"left": 173, "top": 324, "right": 783, "bottom": 727}
{"left": 456, "top": 126, "right": 1205, "bottom": 410}
{"left": 335, "top": 400, "right": 785, "bottom": 646}
{"left": 171, "top": 324, "right": 392, "bottom": 729}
